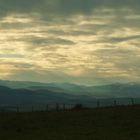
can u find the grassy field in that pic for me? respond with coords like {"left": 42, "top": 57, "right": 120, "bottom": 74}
{"left": 0, "top": 105, "right": 140, "bottom": 140}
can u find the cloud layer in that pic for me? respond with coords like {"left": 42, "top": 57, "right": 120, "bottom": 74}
{"left": 0, "top": 0, "right": 140, "bottom": 85}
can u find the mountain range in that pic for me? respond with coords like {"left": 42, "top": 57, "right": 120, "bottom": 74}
{"left": 0, "top": 80, "right": 140, "bottom": 106}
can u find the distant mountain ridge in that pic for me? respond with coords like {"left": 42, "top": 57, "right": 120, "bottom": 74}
{"left": 0, "top": 80, "right": 140, "bottom": 107}
{"left": 0, "top": 85, "right": 94, "bottom": 105}
{"left": 0, "top": 80, "right": 140, "bottom": 98}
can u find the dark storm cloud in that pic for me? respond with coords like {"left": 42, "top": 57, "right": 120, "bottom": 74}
{"left": 0, "top": 0, "right": 140, "bottom": 18}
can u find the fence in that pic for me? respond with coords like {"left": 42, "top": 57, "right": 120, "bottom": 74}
{"left": 0, "top": 98, "right": 140, "bottom": 112}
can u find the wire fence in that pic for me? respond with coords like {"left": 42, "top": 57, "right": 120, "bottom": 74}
{"left": 0, "top": 98, "right": 140, "bottom": 113}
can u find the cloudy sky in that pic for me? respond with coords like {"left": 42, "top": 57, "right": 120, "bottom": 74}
{"left": 0, "top": 0, "right": 140, "bottom": 85}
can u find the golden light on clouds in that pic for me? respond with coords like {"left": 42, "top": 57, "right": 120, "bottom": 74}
{"left": 0, "top": 64, "right": 19, "bottom": 79}
{"left": 0, "top": 0, "right": 140, "bottom": 85}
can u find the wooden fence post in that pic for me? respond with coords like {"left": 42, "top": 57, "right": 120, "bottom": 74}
{"left": 17, "top": 105, "right": 19, "bottom": 113}
{"left": 56, "top": 103, "right": 59, "bottom": 111}
{"left": 97, "top": 100, "right": 100, "bottom": 108}
{"left": 32, "top": 106, "right": 34, "bottom": 112}
{"left": 131, "top": 98, "right": 134, "bottom": 105}
{"left": 46, "top": 104, "right": 49, "bottom": 112}
{"left": 63, "top": 104, "right": 65, "bottom": 111}
{"left": 114, "top": 100, "right": 117, "bottom": 106}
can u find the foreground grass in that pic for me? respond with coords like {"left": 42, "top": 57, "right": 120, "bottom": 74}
{"left": 0, "top": 105, "right": 140, "bottom": 140}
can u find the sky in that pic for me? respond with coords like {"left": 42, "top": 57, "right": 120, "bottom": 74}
{"left": 0, "top": 0, "right": 140, "bottom": 85}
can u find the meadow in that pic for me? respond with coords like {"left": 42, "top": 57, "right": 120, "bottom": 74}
{"left": 0, "top": 105, "right": 140, "bottom": 140}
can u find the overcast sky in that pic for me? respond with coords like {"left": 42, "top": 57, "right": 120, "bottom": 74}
{"left": 0, "top": 0, "right": 140, "bottom": 85}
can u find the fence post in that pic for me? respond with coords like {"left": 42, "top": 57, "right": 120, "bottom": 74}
{"left": 32, "top": 106, "right": 34, "bottom": 112}
{"left": 46, "top": 104, "right": 49, "bottom": 112}
{"left": 114, "top": 100, "right": 117, "bottom": 106}
{"left": 56, "top": 103, "right": 59, "bottom": 111}
{"left": 131, "top": 98, "right": 134, "bottom": 105}
{"left": 97, "top": 100, "right": 100, "bottom": 108}
{"left": 70, "top": 104, "right": 73, "bottom": 110}
{"left": 63, "top": 104, "right": 65, "bottom": 111}
{"left": 17, "top": 105, "right": 19, "bottom": 113}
